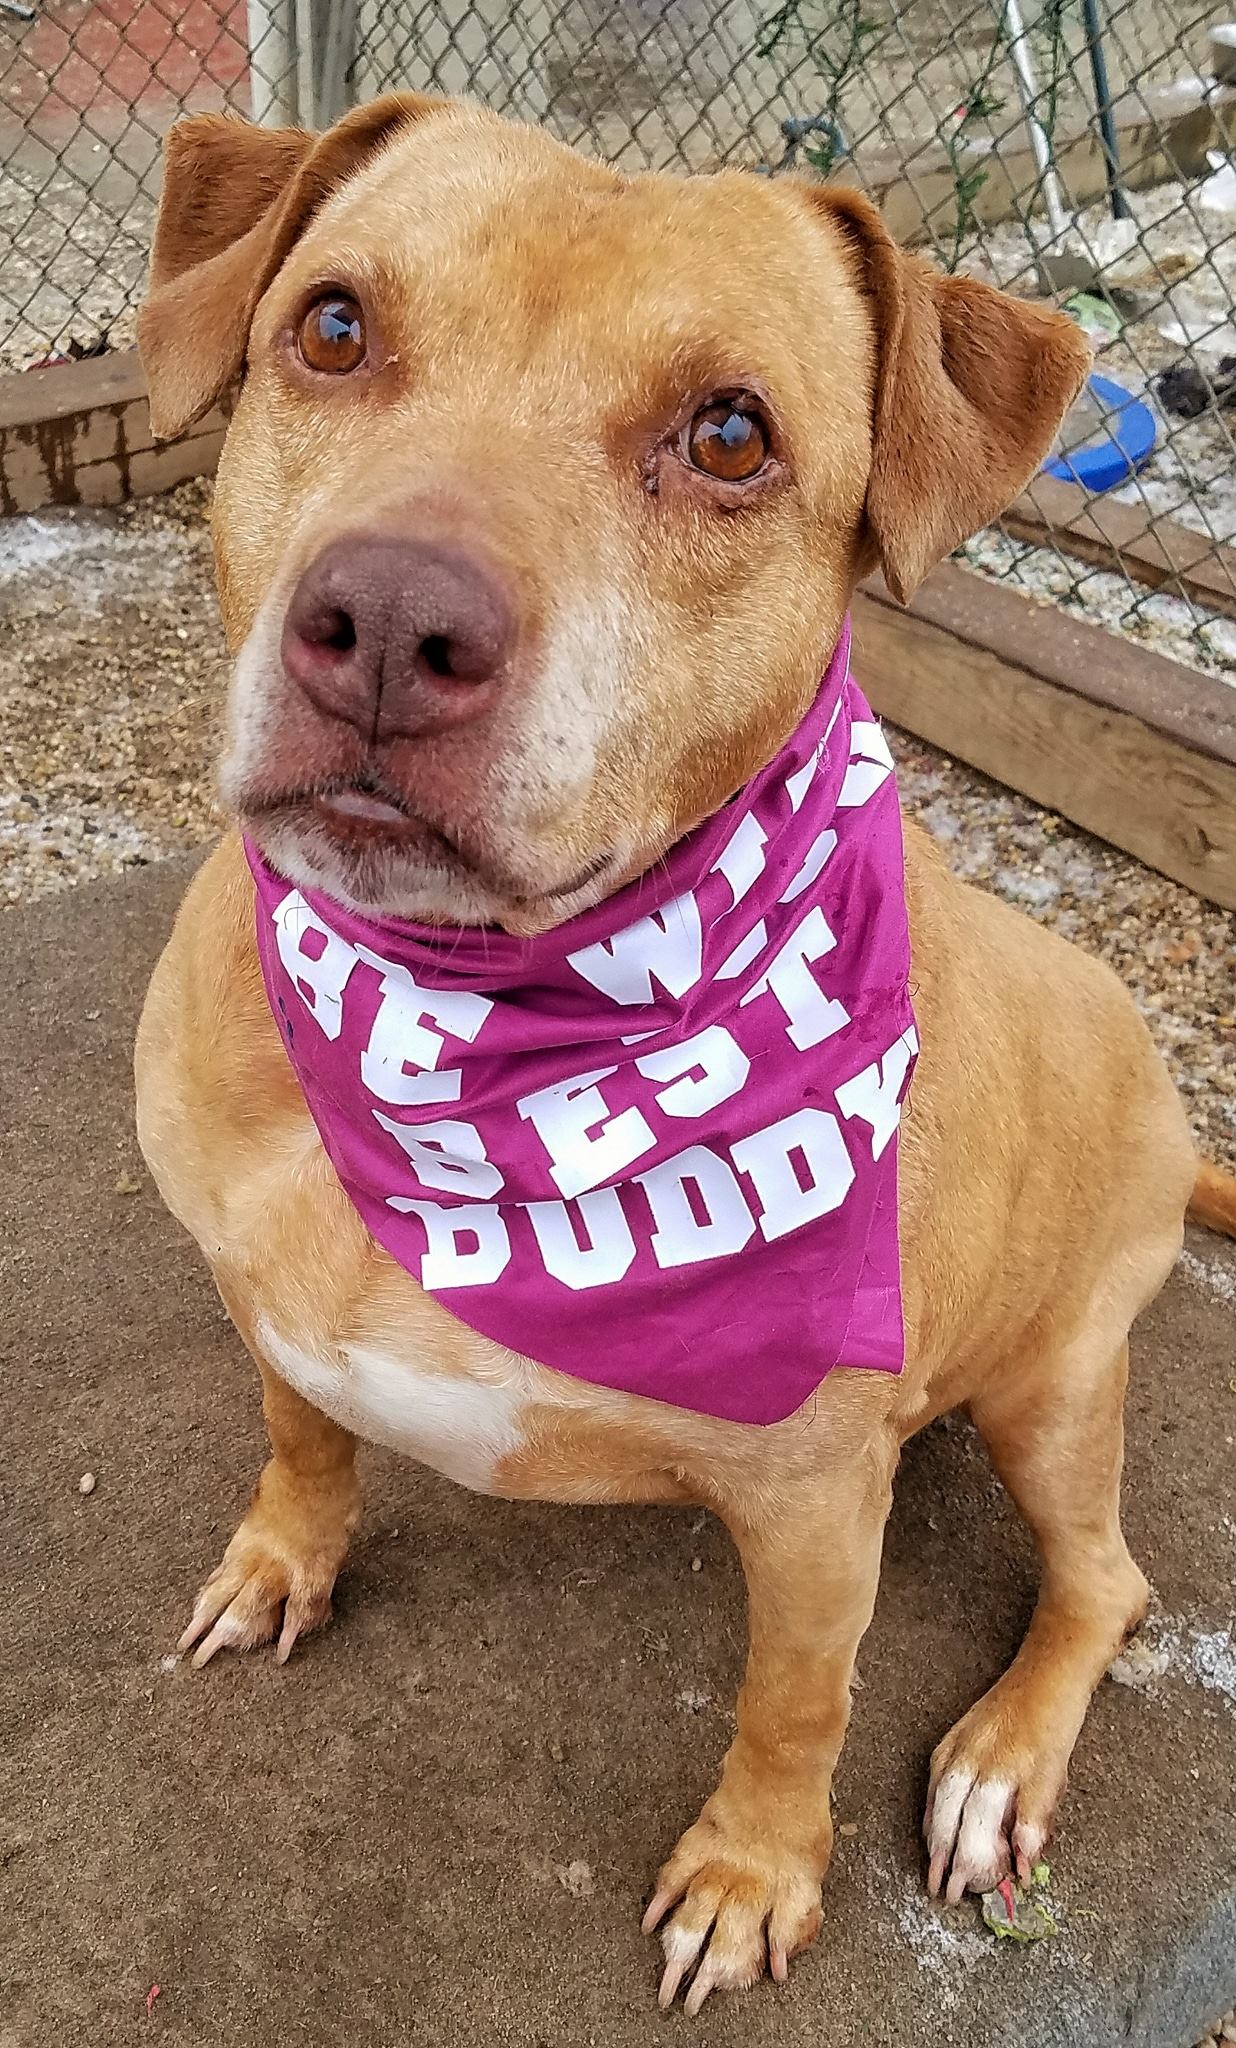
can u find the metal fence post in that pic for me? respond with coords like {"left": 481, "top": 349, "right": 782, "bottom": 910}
{"left": 248, "top": 0, "right": 300, "bottom": 125}
{"left": 318, "top": 0, "right": 360, "bottom": 125}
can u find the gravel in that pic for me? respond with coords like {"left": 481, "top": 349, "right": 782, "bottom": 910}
{"left": 0, "top": 477, "right": 224, "bottom": 906}
{"left": 1199, "top": 2009, "right": 1236, "bottom": 2046}
{"left": 0, "top": 480, "right": 1232, "bottom": 1175}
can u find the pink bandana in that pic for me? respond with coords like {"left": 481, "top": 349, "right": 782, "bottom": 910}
{"left": 245, "top": 620, "right": 917, "bottom": 1424}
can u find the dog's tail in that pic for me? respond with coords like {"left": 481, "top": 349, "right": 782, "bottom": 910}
{"left": 1188, "top": 1160, "right": 1236, "bottom": 1239}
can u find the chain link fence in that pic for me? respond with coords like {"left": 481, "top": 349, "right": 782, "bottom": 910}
{"left": 3, "top": 1, "right": 1236, "bottom": 677}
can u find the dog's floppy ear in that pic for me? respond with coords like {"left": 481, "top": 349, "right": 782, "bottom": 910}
{"left": 807, "top": 185, "right": 1090, "bottom": 603}
{"left": 139, "top": 92, "right": 442, "bottom": 441}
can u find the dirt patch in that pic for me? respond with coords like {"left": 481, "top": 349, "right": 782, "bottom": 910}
{"left": 1, "top": 858, "right": 1234, "bottom": 2046}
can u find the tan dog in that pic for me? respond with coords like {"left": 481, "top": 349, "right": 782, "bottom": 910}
{"left": 134, "top": 93, "right": 1234, "bottom": 2015}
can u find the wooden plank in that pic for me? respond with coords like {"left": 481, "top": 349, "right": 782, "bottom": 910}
{"left": 853, "top": 566, "right": 1236, "bottom": 911}
{"left": 871, "top": 564, "right": 1236, "bottom": 765}
{"left": 1003, "top": 475, "right": 1236, "bottom": 622}
{"left": 0, "top": 353, "right": 229, "bottom": 516}
{"left": 0, "top": 351, "right": 147, "bottom": 432}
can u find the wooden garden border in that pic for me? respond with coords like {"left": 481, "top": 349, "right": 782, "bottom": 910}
{"left": 3, "top": 357, "right": 1234, "bottom": 911}
{"left": 0, "top": 352, "right": 228, "bottom": 516}
{"left": 853, "top": 567, "right": 1236, "bottom": 910}
{"left": 1003, "top": 475, "right": 1236, "bottom": 623}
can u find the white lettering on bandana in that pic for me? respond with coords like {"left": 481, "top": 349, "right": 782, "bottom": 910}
{"left": 246, "top": 619, "right": 917, "bottom": 1424}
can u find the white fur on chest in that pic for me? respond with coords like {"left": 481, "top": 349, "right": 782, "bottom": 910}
{"left": 256, "top": 1316, "right": 526, "bottom": 1493}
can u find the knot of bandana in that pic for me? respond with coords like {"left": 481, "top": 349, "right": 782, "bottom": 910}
{"left": 245, "top": 619, "right": 917, "bottom": 1424}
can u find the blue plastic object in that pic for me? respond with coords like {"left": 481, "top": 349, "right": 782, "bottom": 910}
{"left": 1042, "top": 371, "right": 1156, "bottom": 492}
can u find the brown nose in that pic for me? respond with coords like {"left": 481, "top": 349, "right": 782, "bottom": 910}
{"left": 280, "top": 535, "right": 514, "bottom": 740}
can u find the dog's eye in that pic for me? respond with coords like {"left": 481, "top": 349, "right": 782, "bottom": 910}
{"left": 297, "top": 293, "right": 366, "bottom": 375}
{"left": 685, "top": 400, "right": 770, "bottom": 483}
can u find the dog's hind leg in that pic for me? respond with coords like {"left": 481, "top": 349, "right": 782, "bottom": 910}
{"left": 177, "top": 1281, "right": 360, "bottom": 1669}
{"left": 924, "top": 1330, "right": 1148, "bottom": 1902}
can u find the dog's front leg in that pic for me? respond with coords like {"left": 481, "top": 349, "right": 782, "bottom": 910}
{"left": 177, "top": 1282, "right": 361, "bottom": 1668}
{"left": 645, "top": 1443, "right": 894, "bottom": 2013}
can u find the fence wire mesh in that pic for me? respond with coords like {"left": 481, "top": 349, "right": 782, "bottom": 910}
{"left": 3, "top": 0, "right": 1236, "bottom": 677}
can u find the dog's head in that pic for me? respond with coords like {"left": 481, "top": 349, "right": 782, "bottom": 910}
{"left": 141, "top": 95, "right": 1087, "bottom": 933}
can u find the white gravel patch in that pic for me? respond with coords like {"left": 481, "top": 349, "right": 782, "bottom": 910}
{"left": 1110, "top": 1611, "right": 1236, "bottom": 1709}
{"left": 0, "top": 510, "right": 196, "bottom": 611}
{"left": 886, "top": 1872, "right": 991, "bottom": 2011}
{"left": 1177, "top": 1244, "right": 1236, "bottom": 1310}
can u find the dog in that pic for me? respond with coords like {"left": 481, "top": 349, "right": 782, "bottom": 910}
{"left": 133, "top": 92, "right": 1236, "bottom": 2015}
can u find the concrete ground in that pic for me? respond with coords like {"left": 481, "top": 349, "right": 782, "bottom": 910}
{"left": 2, "top": 854, "right": 1235, "bottom": 2048}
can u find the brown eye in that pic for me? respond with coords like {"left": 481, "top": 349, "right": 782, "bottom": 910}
{"left": 297, "top": 293, "right": 366, "bottom": 374}
{"left": 686, "top": 400, "right": 771, "bottom": 482}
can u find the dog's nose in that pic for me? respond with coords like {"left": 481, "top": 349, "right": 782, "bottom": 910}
{"left": 280, "top": 535, "right": 514, "bottom": 740}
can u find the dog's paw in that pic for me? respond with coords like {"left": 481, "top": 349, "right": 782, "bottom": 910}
{"left": 924, "top": 1714, "right": 1056, "bottom": 1904}
{"left": 176, "top": 1512, "right": 342, "bottom": 1670}
{"left": 642, "top": 1814, "right": 824, "bottom": 2015}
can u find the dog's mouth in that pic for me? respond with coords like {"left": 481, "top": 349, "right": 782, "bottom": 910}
{"left": 244, "top": 773, "right": 613, "bottom": 914}
{"left": 313, "top": 785, "right": 423, "bottom": 833}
